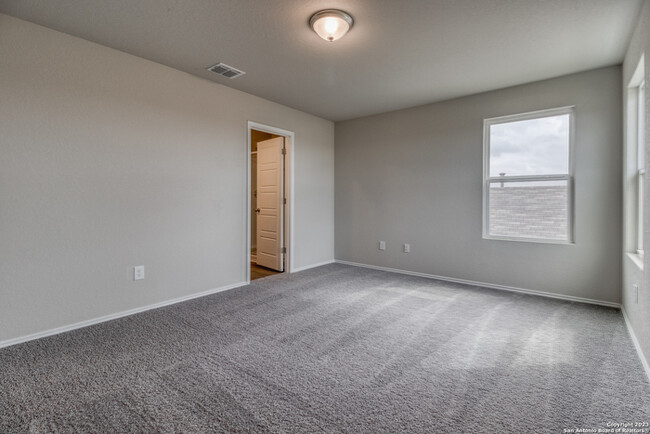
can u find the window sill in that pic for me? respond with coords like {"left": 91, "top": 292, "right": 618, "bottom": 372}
{"left": 627, "top": 252, "right": 644, "bottom": 270}
{"left": 483, "top": 235, "right": 574, "bottom": 245}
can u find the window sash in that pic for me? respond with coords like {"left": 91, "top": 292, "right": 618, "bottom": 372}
{"left": 638, "top": 82, "right": 645, "bottom": 172}
{"left": 484, "top": 176, "right": 571, "bottom": 243}
{"left": 638, "top": 168, "right": 645, "bottom": 256}
{"left": 483, "top": 106, "right": 574, "bottom": 244}
{"left": 627, "top": 58, "right": 644, "bottom": 260}
{"left": 487, "top": 174, "right": 570, "bottom": 183}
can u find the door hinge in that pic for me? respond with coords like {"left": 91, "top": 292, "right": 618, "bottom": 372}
{"left": 281, "top": 247, "right": 287, "bottom": 254}
{"left": 281, "top": 147, "right": 286, "bottom": 155}
{"left": 283, "top": 198, "right": 287, "bottom": 205}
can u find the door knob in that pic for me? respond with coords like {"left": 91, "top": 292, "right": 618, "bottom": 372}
{"left": 255, "top": 208, "right": 261, "bottom": 214}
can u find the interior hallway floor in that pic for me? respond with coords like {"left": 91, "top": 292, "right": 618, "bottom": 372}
{"left": 251, "top": 262, "right": 282, "bottom": 280}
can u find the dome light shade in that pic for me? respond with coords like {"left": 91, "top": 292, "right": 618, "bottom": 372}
{"left": 310, "top": 9, "right": 353, "bottom": 42}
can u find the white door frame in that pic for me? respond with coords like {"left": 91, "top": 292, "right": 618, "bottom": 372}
{"left": 246, "top": 121, "right": 294, "bottom": 283}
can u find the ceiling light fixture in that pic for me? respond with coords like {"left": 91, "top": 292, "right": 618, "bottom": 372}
{"left": 309, "top": 9, "right": 354, "bottom": 42}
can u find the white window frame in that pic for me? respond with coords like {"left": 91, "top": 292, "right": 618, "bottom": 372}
{"left": 626, "top": 55, "right": 645, "bottom": 267}
{"left": 482, "top": 106, "right": 575, "bottom": 244}
{"left": 639, "top": 168, "right": 645, "bottom": 256}
{"left": 637, "top": 81, "right": 645, "bottom": 257}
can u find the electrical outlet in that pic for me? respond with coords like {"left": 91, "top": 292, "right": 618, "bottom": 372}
{"left": 634, "top": 284, "right": 639, "bottom": 304}
{"left": 379, "top": 241, "right": 386, "bottom": 251}
{"left": 134, "top": 265, "right": 145, "bottom": 281}
{"left": 403, "top": 243, "right": 410, "bottom": 253}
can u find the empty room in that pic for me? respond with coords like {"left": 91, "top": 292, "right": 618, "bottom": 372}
{"left": 1, "top": 0, "right": 650, "bottom": 432}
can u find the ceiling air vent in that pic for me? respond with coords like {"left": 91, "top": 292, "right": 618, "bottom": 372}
{"left": 207, "top": 62, "right": 246, "bottom": 79}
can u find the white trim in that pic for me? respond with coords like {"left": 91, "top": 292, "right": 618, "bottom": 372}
{"left": 291, "top": 259, "right": 336, "bottom": 273}
{"left": 335, "top": 260, "right": 620, "bottom": 308}
{"left": 486, "top": 174, "right": 570, "bottom": 183}
{"left": 0, "top": 281, "right": 247, "bottom": 350}
{"left": 484, "top": 105, "right": 577, "bottom": 125}
{"left": 624, "top": 56, "right": 645, "bottom": 266}
{"left": 621, "top": 307, "right": 650, "bottom": 383}
{"left": 637, "top": 169, "right": 645, "bottom": 255}
{"left": 482, "top": 106, "right": 575, "bottom": 244}
{"left": 247, "top": 122, "right": 295, "bottom": 283}
{"left": 626, "top": 252, "right": 644, "bottom": 270}
{"left": 629, "top": 54, "right": 645, "bottom": 89}
{"left": 482, "top": 232, "right": 574, "bottom": 245}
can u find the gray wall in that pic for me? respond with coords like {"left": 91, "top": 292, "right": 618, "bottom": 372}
{"left": 336, "top": 66, "right": 622, "bottom": 304}
{"left": 0, "top": 14, "right": 334, "bottom": 343}
{"left": 623, "top": 0, "right": 650, "bottom": 371}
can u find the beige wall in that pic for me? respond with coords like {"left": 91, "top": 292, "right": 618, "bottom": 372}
{"left": 336, "top": 66, "right": 622, "bottom": 304}
{"left": 0, "top": 14, "right": 334, "bottom": 344}
{"left": 623, "top": 0, "right": 650, "bottom": 373}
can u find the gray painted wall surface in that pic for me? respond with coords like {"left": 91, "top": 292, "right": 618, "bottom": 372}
{"left": 623, "top": 0, "right": 650, "bottom": 372}
{"left": 336, "top": 66, "right": 622, "bottom": 303}
{"left": 0, "top": 14, "right": 334, "bottom": 343}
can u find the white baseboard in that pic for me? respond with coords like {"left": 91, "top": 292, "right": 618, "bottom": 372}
{"left": 337, "top": 260, "right": 650, "bottom": 384}
{"left": 0, "top": 281, "right": 247, "bottom": 350}
{"left": 291, "top": 259, "right": 335, "bottom": 273}
{"left": 621, "top": 307, "right": 650, "bottom": 383}
{"left": 336, "top": 260, "right": 621, "bottom": 309}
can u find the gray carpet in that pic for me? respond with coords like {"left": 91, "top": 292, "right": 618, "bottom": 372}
{"left": 1, "top": 263, "right": 649, "bottom": 433}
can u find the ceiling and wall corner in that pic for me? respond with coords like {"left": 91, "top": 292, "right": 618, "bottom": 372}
{"left": 0, "top": 0, "right": 643, "bottom": 350}
{"left": 0, "top": 0, "right": 642, "bottom": 121}
{"left": 0, "top": 13, "right": 334, "bottom": 344}
{"left": 335, "top": 66, "right": 623, "bottom": 305}
{"left": 622, "top": 0, "right": 650, "bottom": 385}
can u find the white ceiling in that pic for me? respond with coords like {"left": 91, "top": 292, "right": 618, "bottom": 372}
{"left": 0, "top": 0, "right": 642, "bottom": 121}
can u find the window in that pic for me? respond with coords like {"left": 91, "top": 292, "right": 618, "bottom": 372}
{"left": 483, "top": 107, "right": 574, "bottom": 243}
{"left": 637, "top": 81, "right": 645, "bottom": 256}
{"left": 627, "top": 55, "right": 645, "bottom": 262}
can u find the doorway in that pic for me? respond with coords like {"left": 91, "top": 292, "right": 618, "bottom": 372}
{"left": 247, "top": 122, "right": 293, "bottom": 282}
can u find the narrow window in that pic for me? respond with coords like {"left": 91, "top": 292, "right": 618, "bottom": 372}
{"left": 637, "top": 81, "right": 645, "bottom": 257}
{"left": 483, "top": 107, "right": 574, "bottom": 243}
{"left": 628, "top": 56, "right": 645, "bottom": 262}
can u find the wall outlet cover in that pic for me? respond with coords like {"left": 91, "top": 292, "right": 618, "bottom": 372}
{"left": 134, "top": 265, "right": 145, "bottom": 281}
